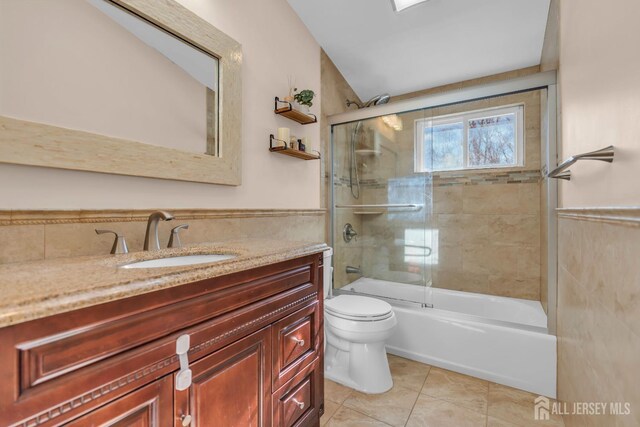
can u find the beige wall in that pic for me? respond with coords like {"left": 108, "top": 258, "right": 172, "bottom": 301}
{"left": 320, "top": 51, "right": 363, "bottom": 287}
{"left": 557, "top": 0, "right": 640, "bottom": 426}
{"left": 558, "top": 0, "right": 640, "bottom": 208}
{"left": 392, "top": 66, "right": 541, "bottom": 103}
{"left": 540, "top": 0, "right": 559, "bottom": 72}
{"left": 0, "top": 0, "right": 321, "bottom": 210}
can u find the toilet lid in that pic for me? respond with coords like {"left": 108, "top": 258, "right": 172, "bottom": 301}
{"left": 325, "top": 295, "right": 393, "bottom": 320}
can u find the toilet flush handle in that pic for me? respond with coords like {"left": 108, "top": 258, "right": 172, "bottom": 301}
{"left": 291, "top": 336, "right": 305, "bottom": 347}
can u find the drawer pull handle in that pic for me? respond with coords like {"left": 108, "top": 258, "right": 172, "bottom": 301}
{"left": 291, "top": 337, "right": 305, "bottom": 347}
{"left": 292, "top": 398, "right": 305, "bottom": 410}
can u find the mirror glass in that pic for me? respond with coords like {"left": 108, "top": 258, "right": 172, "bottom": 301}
{"left": 89, "top": 0, "right": 220, "bottom": 156}
{"left": 1, "top": 0, "right": 220, "bottom": 156}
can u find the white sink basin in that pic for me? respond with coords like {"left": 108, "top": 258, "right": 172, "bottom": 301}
{"left": 120, "top": 254, "right": 236, "bottom": 269}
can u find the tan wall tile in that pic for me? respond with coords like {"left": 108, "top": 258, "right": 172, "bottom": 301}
{"left": 433, "top": 270, "right": 489, "bottom": 294}
{"left": 45, "top": 221, "right": 148, "bottom": 259}
{"left": 488, "top": 215, "right": 540, "bottom": 247}
{"left": 517, "top": 246, "right": 541, "bottom": 280}
{"left": 558, "top": 216, "right": 640, "bottom": 427}
{"left": 463, "top": 243, "right": 519, "bottom": 276}
{"left": 436, "top": 244, "right": 463, "bottom": 272}
{"left": 488, "top": 275, "right": 540, "bottom": 300}
{"left": 0, "top": 225, "right": 44, "bottom": 264}
{"left": 433, "top": 186, "right": 463, "bottom": 214}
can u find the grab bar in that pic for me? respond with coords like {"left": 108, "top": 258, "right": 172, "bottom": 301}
{"left": 547, "top": 145, "right": 614, "bottom": 181}
{"left": 335, "top": 204, "right": 423, "bottom": 210}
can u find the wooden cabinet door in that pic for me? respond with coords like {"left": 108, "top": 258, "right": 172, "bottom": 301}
{"left": 65, "top": 376, "right": 173, "bottom": 427}
{"left": 175, "top": 327, "right": 272, "bottom": 427}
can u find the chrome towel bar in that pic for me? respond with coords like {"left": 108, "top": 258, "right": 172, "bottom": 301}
{"left": 547, "top": 145, "right": 614, "bottom": 181}
{"left": 336, "top": 203, "right": 422, "bottom": 210}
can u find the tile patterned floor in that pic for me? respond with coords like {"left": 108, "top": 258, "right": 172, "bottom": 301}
{"left": 321, "top": 355, "right": 564, "bottom": 427}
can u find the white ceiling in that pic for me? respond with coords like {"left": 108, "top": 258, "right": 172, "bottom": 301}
{"left": 287, "top": 0, "right": 550, "bottom": 101}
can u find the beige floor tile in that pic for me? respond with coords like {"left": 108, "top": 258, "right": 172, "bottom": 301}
{"left": 343, "top": 385, "right": 420, "bottom": 427}
{"left": 421, "top": 367, "right": 489, "bottom": 414}
{"left": 406, "top": 394, "right": 487, "bottom": 427}
{"left": 488, "top": 383, "right": 564, "bottom": 426}
{"left": 388, "top": 354, "right": 431, "bottom": 392}
{"left": 325, "top": 379, "right": 354, "bottom": 404}
{"left": 487, "top": 416, "right": 521, "bottom": 427}
{"left": 321, "top": 400, "right": 341, "bottom": 426}
{"left": 326, "top": 406, "right": 391, "bottom": 427}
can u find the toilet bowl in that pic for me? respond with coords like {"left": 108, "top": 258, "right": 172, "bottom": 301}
{"left": 322, "top": 249, "right": 397, "bottom": 394}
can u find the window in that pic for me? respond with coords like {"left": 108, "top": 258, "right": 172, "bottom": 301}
{"left": 415, "top": 105, "right": 524, "bottom": 172}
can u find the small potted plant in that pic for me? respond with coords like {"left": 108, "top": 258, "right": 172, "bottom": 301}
{"left": 293, "top": 89, "right": 315, "bottom": 113}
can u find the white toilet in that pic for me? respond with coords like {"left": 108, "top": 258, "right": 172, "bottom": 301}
{"left": 323, "top": 249, "right": 397, "bottom": 394}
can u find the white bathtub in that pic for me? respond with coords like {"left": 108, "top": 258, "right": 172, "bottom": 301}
{"left": 341, "top": 278, "right": 557, "bottom": 398}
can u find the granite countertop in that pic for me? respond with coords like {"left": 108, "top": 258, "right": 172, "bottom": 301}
{"left": 0, "top": 239, "right": 328, "bottom": 328}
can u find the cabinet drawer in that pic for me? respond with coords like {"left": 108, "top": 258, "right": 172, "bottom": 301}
{"left": 272, "top": 302, "right": 319, "bottom": 390}
{"left": 17, "top": 264, "right": 312, "bottom": 392}
{"left": 273, "top": 358, "right": 321, "bottom": 427}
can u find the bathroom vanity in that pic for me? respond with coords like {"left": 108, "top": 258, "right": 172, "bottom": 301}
{"left": 0, "top": 241, "right": 327, "bottom": 427}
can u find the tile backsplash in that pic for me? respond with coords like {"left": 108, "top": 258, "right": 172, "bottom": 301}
{"left": 0, "top": 209, "right": 326, "bottom": 264}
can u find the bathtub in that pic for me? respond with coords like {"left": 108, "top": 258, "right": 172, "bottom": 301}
{"left": 340, "top": 277, "right": 557, "bottom": 398}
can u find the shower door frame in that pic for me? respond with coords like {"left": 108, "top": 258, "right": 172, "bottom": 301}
{"left": 328, "top": 70, "right": 559, "bottom": 333}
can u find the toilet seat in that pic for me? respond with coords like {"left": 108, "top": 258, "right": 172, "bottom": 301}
{"left": 325, "top": 295, "right": 393, "bottom": 321}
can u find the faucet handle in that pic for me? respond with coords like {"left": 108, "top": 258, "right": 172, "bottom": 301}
{"left": 168, "top": 224, "right": 189, "bottom": 249}
{"left": 95, "top": 229, "right": 129, "bottom": 255}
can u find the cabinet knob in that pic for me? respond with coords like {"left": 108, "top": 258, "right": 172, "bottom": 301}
{"left": 292, "top": 398, "right": 305, "bottom": 410}
{"left": 181, "top": 414, "right": 192, "bottom": 426}
{"left": 290, "top": 336, "right": 305, "bottom": 347}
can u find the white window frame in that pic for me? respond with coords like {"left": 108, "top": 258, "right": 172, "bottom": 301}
{"left": 414, "top": 104, "right": 525, "bottom": 173}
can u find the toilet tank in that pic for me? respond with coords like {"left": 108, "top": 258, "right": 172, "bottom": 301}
{"left": 323, "top": 248, "right": 333, "bottom": 299}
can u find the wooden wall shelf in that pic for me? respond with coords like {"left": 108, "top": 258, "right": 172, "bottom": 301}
{"left": 269, "top": 135, "right": 320, "bottom": 160}
{"left": 274, "top": 97, "right": 317, "bottom": 125}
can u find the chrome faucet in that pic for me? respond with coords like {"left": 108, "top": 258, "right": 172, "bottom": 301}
{"left": 144, "top": 211, "right": 174, "bottom": 251}
{"left": 95, "top": 229, "right": 129, "bottom": 254}
{"left": 346, "top": 265, "right": 362, "bottom": 275}
{"left": 343, "top": 223, "right": 358, "bottom": 243}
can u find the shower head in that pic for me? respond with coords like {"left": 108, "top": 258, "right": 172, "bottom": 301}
{"left": 346, "top": 93, "right": 392, "bottom": 109}
{"left": 364, "top": 93, "right": 391, "bottom": 107}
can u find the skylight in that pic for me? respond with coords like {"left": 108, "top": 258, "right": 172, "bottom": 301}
{"left": 391, "top": 0, "right": 430, "bottom": 12}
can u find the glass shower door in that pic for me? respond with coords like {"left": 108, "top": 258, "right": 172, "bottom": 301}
{"left": 331, "top": 108, "right": 434, "bottom": 306}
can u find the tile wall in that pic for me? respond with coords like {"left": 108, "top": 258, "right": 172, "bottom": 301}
{"left": 0, "top": 209, "right": 325, "bottom": 264}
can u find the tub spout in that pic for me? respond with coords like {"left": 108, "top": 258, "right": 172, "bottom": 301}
{"left": 346, "top": 265, "right": 361, "bottom": 275}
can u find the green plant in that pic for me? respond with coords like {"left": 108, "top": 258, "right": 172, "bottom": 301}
{"left": 293, "top": 89, "right": 315, "bottom": 108}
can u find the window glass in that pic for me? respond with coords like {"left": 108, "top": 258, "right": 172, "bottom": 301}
{"left": 415, "top": 105, "right": 523, "bottom": 172}
{"left": 425, "top": 121, "right": 464, "bottom": 171}
{"left": 468, "top": 113, "right": 516, "bottom": 167}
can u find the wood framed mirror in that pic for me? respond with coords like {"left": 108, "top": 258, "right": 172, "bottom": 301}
{"left": 0, "top": 0, "right": 242, "bottom": 185}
